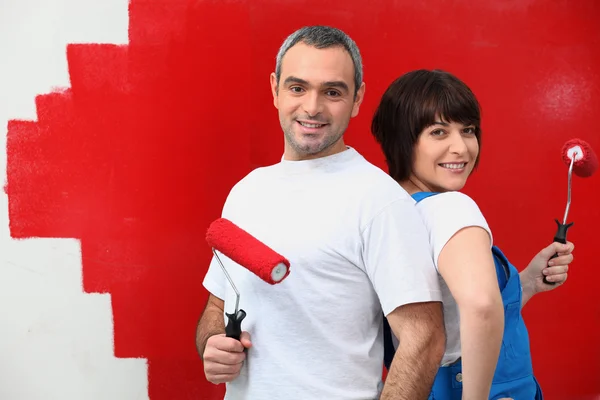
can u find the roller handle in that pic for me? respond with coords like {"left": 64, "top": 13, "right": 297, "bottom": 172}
{"left": 544, "top": 219, "right": 573, "bottom": 285}
{"left": 225, "top": 309, "right": 246, "bottom": 341}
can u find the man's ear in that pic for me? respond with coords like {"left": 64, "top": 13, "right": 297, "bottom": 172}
{"left": 351, "top": 82, "right": 366, "bottom": 118}
{"left": 270, "top": 72, "right": 279, "bottom": 109}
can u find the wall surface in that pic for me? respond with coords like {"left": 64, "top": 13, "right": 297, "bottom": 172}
{"left": 1, "top": 0, "right": 598, "bottom": 399}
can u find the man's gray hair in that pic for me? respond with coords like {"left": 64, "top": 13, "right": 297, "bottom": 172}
{"left": 274, "top": 26, "right": 363, "bottom": 96}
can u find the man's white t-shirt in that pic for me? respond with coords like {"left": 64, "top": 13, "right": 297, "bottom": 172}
{"left": 202, "top": 147, "right": 442, "bottom": 399}
{"left": 390, "top": 191, "right": 494, "bottom": 366}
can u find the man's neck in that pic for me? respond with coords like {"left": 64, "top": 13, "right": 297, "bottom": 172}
{"left": 283, "top": 141, "right": 347, "bottom": 161}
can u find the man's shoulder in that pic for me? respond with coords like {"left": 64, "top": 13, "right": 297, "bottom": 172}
{"left": 334, "top": 153, "right": 416, "bottom": 226}
{"left": 229, "top": 163, "right": 280, "bottom": 190}
{"left": 346, "top": 155, "right": 413, "bottom": 202}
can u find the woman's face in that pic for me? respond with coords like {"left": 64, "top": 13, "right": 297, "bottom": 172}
{"left": 410, "top": 117, "right": 480, "bottom": 193}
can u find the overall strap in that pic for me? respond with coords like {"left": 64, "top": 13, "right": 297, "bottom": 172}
{"left": 492, "top": 246, "right": 510, "bottom": 290}
{"left": 412, "top": 191, "right": 439, "bottom": 203}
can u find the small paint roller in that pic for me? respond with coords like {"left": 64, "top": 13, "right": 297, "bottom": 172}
{"left": 544, "top": 138, "right": 598, "bottom": 285}
{"left": 206, "top": 218, "right": 291, "bottom": 339}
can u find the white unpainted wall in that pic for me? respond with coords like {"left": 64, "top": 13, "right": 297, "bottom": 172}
{"left": 0, "top": 1, "right": 149, "bottom": 398}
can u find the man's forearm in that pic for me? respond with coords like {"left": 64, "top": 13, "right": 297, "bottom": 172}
{"left": 195, "top": 296, "right": 225, "bottom": 359}
{"left": 380, "top": 302, "right": 445, "bottom": 399}
{"left": 380, "top": 323, "right": 445, "bottom": 399}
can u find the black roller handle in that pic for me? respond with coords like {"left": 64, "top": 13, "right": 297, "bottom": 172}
{"left": 225, "top": 309, "right": 247, "bottom": 341}
{"left": 545, "top": 219, "right": 573, "bottom": 285}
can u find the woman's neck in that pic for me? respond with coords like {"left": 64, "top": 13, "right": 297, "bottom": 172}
{"left": 399, "top": 176, "right": 433, "bottom": 195}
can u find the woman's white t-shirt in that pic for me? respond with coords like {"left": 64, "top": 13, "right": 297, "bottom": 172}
{"left": 391, "top": 191, "right": 494, "bottom": 366}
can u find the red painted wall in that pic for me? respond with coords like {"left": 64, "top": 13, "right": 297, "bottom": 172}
{"left": 5, "top": 0, "right": 599, "bottom": 399}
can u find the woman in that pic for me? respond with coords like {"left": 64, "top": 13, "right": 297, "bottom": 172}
{"left": 371, "top": 70, "right": 574, "bottom": 400}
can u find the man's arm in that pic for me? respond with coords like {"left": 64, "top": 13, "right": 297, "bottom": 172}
{"left": 197, "top": 293, "right": 251, "bottom": 384}
{"left": 380, "top": 301, "right": 445, "bottom": 400}
{"left": 195, "top": 294, "right": 226, "bottom": 359}
{"left": 359, "top": 196, "right": 444, "bottom": 398}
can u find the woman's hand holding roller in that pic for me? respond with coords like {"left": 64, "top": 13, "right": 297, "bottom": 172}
{"left": 520, "top": 241, "right": 574, "bottom": 307}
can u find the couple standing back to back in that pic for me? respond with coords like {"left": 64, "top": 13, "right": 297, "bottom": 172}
{"left": 196, "top": 25, "right": 574, "bottom": 400}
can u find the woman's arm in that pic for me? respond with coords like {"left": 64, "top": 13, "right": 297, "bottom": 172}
{"left": 437, "top": 226, "right": 504, "bottom": 400}
{"left": 520, "top": 241, "right": 574, "bottom": 308}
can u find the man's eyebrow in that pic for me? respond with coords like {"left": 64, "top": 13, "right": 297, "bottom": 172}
{"left": 282, "top": 76, "right": 350, "bottom": 92}
{"left": 322, "top": 81, "right": 349, "bottom": 92}
{"left": 283, "top": 76, "right": 309, "bottom": 86}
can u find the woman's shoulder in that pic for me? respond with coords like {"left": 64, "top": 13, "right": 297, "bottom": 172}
{"left": 415, "top": 191, "right": 494, "bottom": 263}
{"left": 415, "top": 191, "right": 491, "bottom": 239}
{"left": 416, "top": 191, "right": 484, "bottom": 216}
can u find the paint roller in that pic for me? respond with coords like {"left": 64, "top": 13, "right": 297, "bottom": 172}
{"left": 544, "top": 138, "right": 598, "bottom": 285}
{"left": 206, "top": 218, "right": 291, "bottom": 339}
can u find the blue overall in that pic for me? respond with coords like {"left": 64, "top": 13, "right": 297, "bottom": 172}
{"left": 382, "top": 192, "right": 543, "bottom": 400}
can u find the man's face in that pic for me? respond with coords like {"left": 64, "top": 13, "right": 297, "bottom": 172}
{"left": 270, "top": 42, "right": 365, "bottom": 161}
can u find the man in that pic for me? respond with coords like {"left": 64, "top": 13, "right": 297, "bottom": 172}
{"left": 196, "top": 25, "right": 445, "bottom": 399}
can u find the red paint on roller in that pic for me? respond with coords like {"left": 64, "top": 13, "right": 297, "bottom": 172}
{"left": 561, "top": 138, "right": 598, "bottom": 178}
{"left": 206, "top": 218, "right": 291, "bottom": 284}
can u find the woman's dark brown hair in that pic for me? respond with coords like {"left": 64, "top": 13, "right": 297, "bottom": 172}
{"left": 371, "top": 69, "right": 482, "bottom": 182}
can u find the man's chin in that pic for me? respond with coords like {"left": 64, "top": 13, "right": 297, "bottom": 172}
{"left": 297, "top": 145, "right": 325, "bottom": 156}
{"left": 293, "top": 137, "right": 327, "bottom": 153}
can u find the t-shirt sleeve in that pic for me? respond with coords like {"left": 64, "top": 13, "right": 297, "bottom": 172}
{"left": 361, "top": 198, "right": 443, "bottom": 317}
{"left": 202, "top": 254, "right": 226, "bottom": 300}
{"left": 201, "top": 180, "right": 246, "bottom": 301}
{"left": 416, "top": 191, "right": 493, "bottom": 269}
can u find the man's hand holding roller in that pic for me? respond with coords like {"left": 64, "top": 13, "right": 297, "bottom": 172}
{"left": 196, "top": 294, "right": 252, "bottom": 384}
{"left": 202, "top": 331, "right": 252, "bottom": 384}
